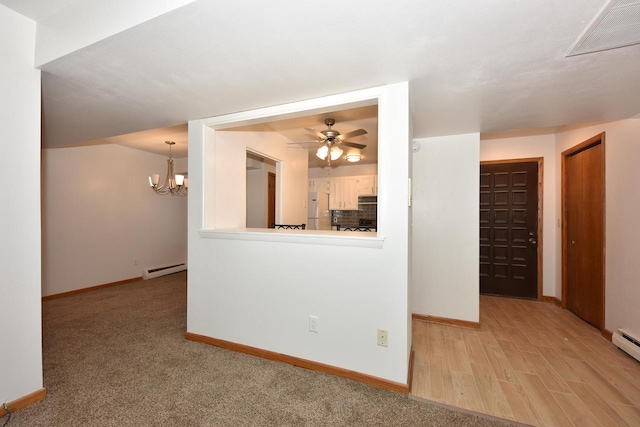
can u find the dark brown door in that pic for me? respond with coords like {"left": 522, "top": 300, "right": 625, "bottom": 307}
{"left": 480, "top": 162, "right": 539, "bottom": 299}
{"left": 268, "top": 172, "right": 276, "bottom": 228}
{"left": 563, "top": 137, "right": 604, "bottom": 329}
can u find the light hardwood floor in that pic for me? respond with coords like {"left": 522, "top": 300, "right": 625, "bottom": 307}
{"left": 411, "top": 296, "right": 640, "bottom": 426}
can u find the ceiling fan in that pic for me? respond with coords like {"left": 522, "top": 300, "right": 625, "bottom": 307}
{"left": 296, "top": 118, "right": 368, "bottom": 166}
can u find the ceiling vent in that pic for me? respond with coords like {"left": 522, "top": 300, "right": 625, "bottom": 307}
{"left": 567, "top": 0, "right": 640, "bottom": 56}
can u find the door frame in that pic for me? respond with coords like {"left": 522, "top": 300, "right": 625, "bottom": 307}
{"left": 561, "top": 132, "right": 606, "bottom": 331}
{"left": 480, "top": 157, "right": 544, "bottom": 300}
{"left": 267, "top": 172, "right": 276, "bottom": 228}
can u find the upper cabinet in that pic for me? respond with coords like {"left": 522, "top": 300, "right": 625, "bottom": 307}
{"left": 343, "top": 176, "right": 358, "bottom": 210}
{"left": 356, "top": 175, "right": 377, "bottom": 196}
{"left": 313, "top": 174, "right": 377, "bottom": 210}
{"left": 309, "top": 177, "right": 330, "bottom": 193}
{"left": 329, "top": 176, "right": 358, "bottom": 210}
{"left": 329, "top": 177, "right": 343, "bottom": 210}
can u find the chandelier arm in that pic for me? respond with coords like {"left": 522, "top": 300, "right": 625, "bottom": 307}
{"left": 172, "top": 185, "right": 188, "bottom": 196}
{"left": 168, "top": 158, "right": 176, "bottom": 190}
{"left": 151, "top": 158, "right": 172, "bottom": 193}
{"left": 164, "top": 158, "right": 176, "bottom": 191}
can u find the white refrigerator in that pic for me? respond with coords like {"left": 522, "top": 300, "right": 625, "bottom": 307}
{"left": 307, "top": 191, "right": 331, "bottom": 230}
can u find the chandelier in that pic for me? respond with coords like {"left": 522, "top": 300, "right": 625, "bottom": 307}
{"left": 148, "top": 141, "right": 188, "bottom": 196}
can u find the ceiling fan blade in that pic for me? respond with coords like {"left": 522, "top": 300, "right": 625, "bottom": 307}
{"left": 340, "top": 141, "right": 367, "bottom": 150}
{"left": 339, "top": 129, "right": 367, "bottom": 140}
{"left": 287, "top": 142, "right": 318, "bottom": 148}
{"left": 287, "top": 140, "right": 318, "bottom": 145}
{"left": 305, "top": 127, "right": 326, "bottom": 140}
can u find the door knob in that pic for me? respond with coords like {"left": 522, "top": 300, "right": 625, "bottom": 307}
{"left": 571, "top": 240, "right": 576, "bottom": 245}
{"left": 529, "top": 237, "right": 537, "bottom": 244}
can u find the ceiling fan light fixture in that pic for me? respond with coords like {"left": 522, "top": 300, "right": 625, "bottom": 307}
{"left": 316, "top": 145, "right": 328, "bottom": 160}
{"left": 346, "top": 154, "right": 361, "bottom": 162}
{"left": 330, "top": 146, "right": 343, "bottom": 161}
{"left": 304, "top": 119, "right": 368, "bottom": 166}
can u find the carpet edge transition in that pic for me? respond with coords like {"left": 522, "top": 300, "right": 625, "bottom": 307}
{"left": 185, "top": 332, "right": 409, "bottom": 393}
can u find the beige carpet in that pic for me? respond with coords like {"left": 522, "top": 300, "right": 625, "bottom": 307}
{"left": 7, "top": 272, "right": 514, "bottom": 426}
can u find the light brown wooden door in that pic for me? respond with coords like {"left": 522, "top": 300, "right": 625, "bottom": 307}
{"left": 480, "top": 161, "right": 539, "bottom": 299}
{"left": 563, "top": 135, "right": 605, "bottom": 329}
{"left": 268, "top": 172, "right": 276, "bottom": 228}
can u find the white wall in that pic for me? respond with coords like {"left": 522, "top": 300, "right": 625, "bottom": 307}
{"left": 246, "top": 159, "right": 276, "bottom": 228}
{"left": 555, "top": 118, "right": 640, "bottom": 338}
{"left": 188, "top": 83, "right": 411, "bottom": 384}
{"left": 0, "top": 4, "right": 43, "bottom": 404}
{"left": 480, "top": 134, "right": 558, "bottom": 297}
{"left": 212, "top": 128, "right": 308, "bottom": 228}
{"left": 42, "top": 144, "right": 187, "bottom": 296}
{"left": 412, "top": 133, "right": 480, "bottom": 322}
{"left": 246, "top": 166, "right": 266, "bottom": 228}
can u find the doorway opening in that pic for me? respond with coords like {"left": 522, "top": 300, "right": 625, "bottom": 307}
{"left": 268, "top": 172, "right": 275, "bottom": 228}
{"left": 562, "top": 133, "right": 605, "bottom": 330}
{"left": 246, "top": 152, "right": 277, "bottom": 228}
{"left": 480, "top": 158, "right": 543, "bottom": 300}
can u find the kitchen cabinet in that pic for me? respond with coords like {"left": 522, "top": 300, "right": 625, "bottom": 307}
{"left": 308, "top": 177, "right": 330, "bottom": 193}
{"left": 320, "top": 174, "right": 376, "bottom": 210}
{"left": 343, "top": 176, "right": 358, "bottom": 209}
{"left": 356, "top": 175, "right": 377, "bottom": 196}
{"left": 329, "top": 177, "right": 343, "bottom": 210}
{"left": 316, "top": 177, "right": 330, "bottom": 193}
{"left": 329, "top": 177, "right": 358, "bottom": 210}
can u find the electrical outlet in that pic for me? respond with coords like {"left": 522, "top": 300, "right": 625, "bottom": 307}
{"left": 134, "top": 259, "right": 139, "bottom": 266}
{"left": 377, "top": 329, "right": 388, "bottom": 347}
{"left": 309, "top": 315, "right": 319, "bottom": 333}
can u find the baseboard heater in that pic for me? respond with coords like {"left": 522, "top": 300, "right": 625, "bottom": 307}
{"left": 612, "top": 329, "right": 640, "bottom": 362}
{"left": 143, "top": 263, "right": 187, "bottom": 280}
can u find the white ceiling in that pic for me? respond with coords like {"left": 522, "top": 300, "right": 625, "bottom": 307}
{"left": 99, "top": 124, "right": 189, "bottom": 158}
{"left": 263, "top": 105, "right": 378, "bottom": 167}
{"left": 4, "top": 0, "right": 640, "bottom": 158}
{"left": 1, "top": 0, "right": 78, "bottom": 21}
{"left": 87, "top": 106, "right": 378, "bottom": 166}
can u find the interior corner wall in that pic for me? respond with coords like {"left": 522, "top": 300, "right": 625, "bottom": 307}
{"left": 480, "top": 134, "right": 558, "bottom": 298}
{"left": 555, "top": 118, "right": 640, "bottom": 339}
{"left": 246, "top": 161, "right": 277, "bottom": 228}
{"left": 41, "top": 144, "right": 187, "bottom": 296}
{"left": 0, "top": 5, "right": 43, "bottom": 403}
{"left": 213, "top": 130, "right": 308, "bottom": 228}
{"left": 246, "top": 166, "right": 266, "bottom": 228}
{"left": 411, "top": 133, "right": 480, "bottom": 322}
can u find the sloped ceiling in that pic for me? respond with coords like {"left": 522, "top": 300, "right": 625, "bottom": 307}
{"left": 3, "top": 0, "right": 640, "bottom": 154}
{"left": 1, "top": 0, "right": 78, "bottom": 21}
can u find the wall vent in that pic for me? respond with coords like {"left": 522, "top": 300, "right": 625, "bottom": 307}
{"left": 567, "top": 0, "right": 640, "bottom": 56}
{"left": 612, "top": 329, "right": 640, "bottom": 362}
{"left": 143, "top": 263, "right": 187, "bottom": 280}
